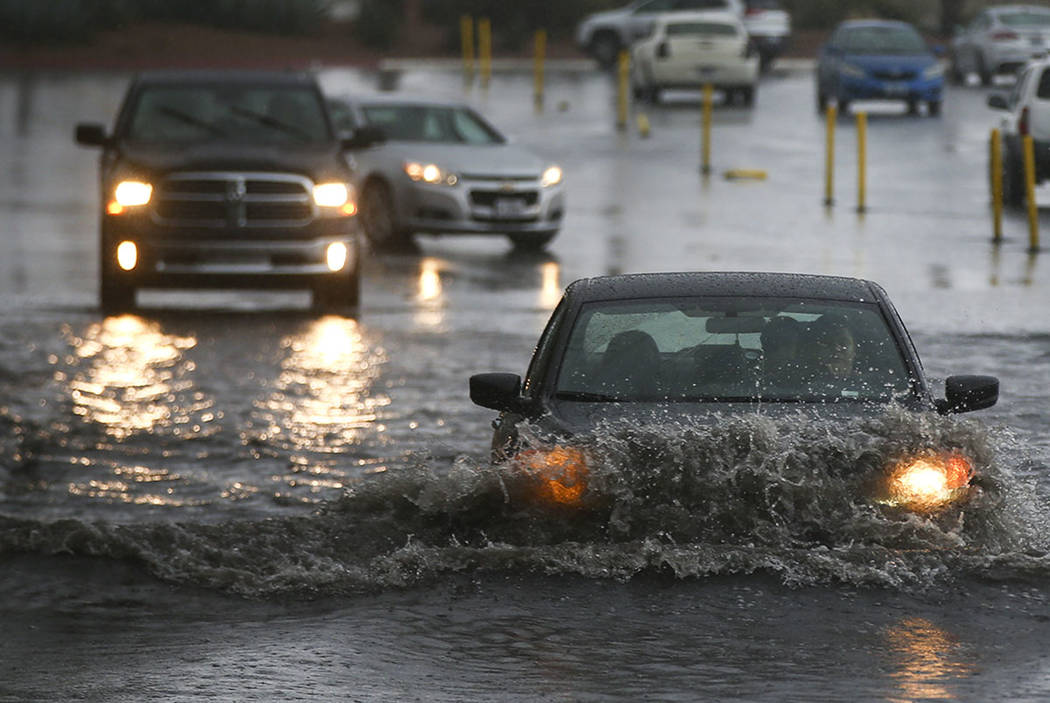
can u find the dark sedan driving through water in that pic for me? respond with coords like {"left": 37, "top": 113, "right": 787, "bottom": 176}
{"left": 470, "top": 272, "right": 999, "bottom": 514}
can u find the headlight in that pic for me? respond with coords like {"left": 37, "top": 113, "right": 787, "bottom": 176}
{"left": 877, "top": 452, "right": 974, "bottom": 512}
{"left": 403, "top": 162, "right": 458, "bottom": 186}
{"left": 923, "top": 63, "right": 945, "bottom": 79}
{"left": 113, "top": 180, "right": 152, "bottom": 207}
{"left": 541, "top": 165, "right": 563, "bottom": 188}
{"left": 511, "top": 445, "right": 589, "bottom": 506}
{"left": 313, "top": 182, "right": 350, "bottom": 207}
{"left": 839, "top": 62, "right": 867, "bottom": 79}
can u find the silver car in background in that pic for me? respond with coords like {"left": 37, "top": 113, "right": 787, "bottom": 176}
{"left": 335, "top": 97, "right": 565, "bottom": 252}
{"left": 950, "top": 4, "right": 1050, "bottom": 85}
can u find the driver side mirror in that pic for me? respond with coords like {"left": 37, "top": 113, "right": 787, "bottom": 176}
{"left": 470, "top": 373, "right": 525, "bottom": 413}
{"left": 341, "top": 125, "right": 386, "bottom": 150}
{"left": 987, "top": 93, "right": 1010, "bottom": 110}
{"left": 75, "top": 123, "right": 109, "bottom": 147}
{"left": 936, "top": 375, "right": 999, "bottom": 414}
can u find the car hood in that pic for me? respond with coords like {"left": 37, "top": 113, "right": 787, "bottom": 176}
{"left": 114, "top": 141, "right": 349, "bottom": 180}
{"left": 580, "top": 7, "right": 630, "bottom": 28}
{"left": 372, "top": 141, "right": 550, "bottom": 177}
{"left": 840, "top": 53, "right": 937, "bottom": 73}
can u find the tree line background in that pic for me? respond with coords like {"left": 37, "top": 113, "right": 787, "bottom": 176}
{"left": 2, "top": 0, "right": 1049, "bottom": 49}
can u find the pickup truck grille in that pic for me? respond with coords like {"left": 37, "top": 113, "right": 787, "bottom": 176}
{"left": 153, "top": 172, "right": 315, "bottom": 227}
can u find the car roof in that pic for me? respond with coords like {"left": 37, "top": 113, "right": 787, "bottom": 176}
{"left": 564, "top": 271, "right": 886, "bottom": 304}
{"left": 990, "top": 4, "right": 1050, "bottom": 14}
{"left": 130, "top": 70, "right": 319, "bottom": 87}
{"left": 342, "top": 95, "right": 471, "bottom": 109}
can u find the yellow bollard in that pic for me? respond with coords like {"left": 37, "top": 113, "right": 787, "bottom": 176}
{"left": 460, "top": 15, "right": 475, "bottom": 85}
{"left": 1023, "top": 134, "right": 1040, "bottom": 251}
{"left": 701, "top": 83, "right": 713, "bottom": 175}
{"left": 534, "top": 29, "right": 546, "bottom": 108}
{"left": 636, "top": 112, "right": 650, "bottom": 138}
{"left": 478, "top": 18, "right": 491, "bottom": 89}
{"left": 617, "top": 50, "right": 630, "bottom": 131}
{"left": 990, "top": 128, "right": 1003, "bottom": 244}
{"left": 856, "top": 111, "right": 867, "bottom": 213}
{"left": 824, "top": 103, "right": 836, "bottom": 206}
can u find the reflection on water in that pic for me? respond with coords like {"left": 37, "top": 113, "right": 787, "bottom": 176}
{"left": 66, "top": 315, "right": 201, "bottom": 440}
{"left": 540, "top": 260, "right": 561, "bottom": 309}
{"left": 258, "top": 315, "right": 388, "bottom": 500}
{"left": 415, "top": 257, "right": 445, "bottom": 328}
{"left": 885, "top": 617, "right": 974, "bottom": 702}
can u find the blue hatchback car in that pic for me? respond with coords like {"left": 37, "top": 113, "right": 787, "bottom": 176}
{"left": 816, "top": 20, "right": 944, "bottom": 116}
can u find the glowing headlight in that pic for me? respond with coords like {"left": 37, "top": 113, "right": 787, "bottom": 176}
{"left": 923, "top": 63, "right": 945, "bottom": 79}
{"left": 325, "top": 242, "right": 348, "bottom": 271}
{"left": 113, "top": 180, "right": 153, "bottom": 207}
{"left": 116, "top": 241, "right": 138, "bottom": 271}
{"left": 313, "top": 182, "right": 350, "bottom": 208}
{"left": 403, "top": 162, "right": 458, "bottom": 185}
{"left": 541, "top": 165, "right": 563, "bottom": 187}
{"left": 511, "top": 445, "right": 589, "bottom": 506}
{"left": 878, "top": 452, "right": 974, "bottom": 512}
{"left": 839, "top": 62, "right": 867, "bottom": 79}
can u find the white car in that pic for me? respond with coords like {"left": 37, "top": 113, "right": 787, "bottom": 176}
{"left": 986, "top": 55, "right": 1050, "bottom": 206}
{"left": 950, "top": 4, "right": 1050, "bottom": 85}
{"left": 575, "top": 0, "right": 743, "bottom": 68}
{"left": 630, "top": 11, "right": 759, "bottom": 105}
{"left": 743, "top": 0, "right": 791, "bottom": 72}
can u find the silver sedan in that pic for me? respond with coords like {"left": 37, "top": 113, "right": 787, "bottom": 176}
{"left": 335, "top": 97, "right": 565, "bottom": 251}
{"left": 950, "top": 4, "right": 1050, "bottom": 85}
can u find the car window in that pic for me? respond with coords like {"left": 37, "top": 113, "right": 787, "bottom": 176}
{"left": 999, "top": 11, "right": 1050, "bottom": 28}
{"left": 838, "top": 25, "right": 928, "bottom": 54}
{"left": 666, "top": 21, "right": 738, "bottom": 36}
{"left": 1012, "top": 66, "right": 1033, "bottom": 106}
{"left": 675, "top": 0, "right": 733, "bottom": 9}
{"left": 125, "top": 85, "right": 331, "bottom": 143}
{"left": 745, "top": 0, "right": 781, "bottom": 9}
{"left": 360, "top": 105, "right": 505, "bottom": 144}
{"left": 1037, "top": 68, "right": 1050, "bottom": 100}
{"left": 555, "top": 297, "right": 913, "bottom": 402}
{"left": 633, "top": 0, "right": 676, "bottom": 13}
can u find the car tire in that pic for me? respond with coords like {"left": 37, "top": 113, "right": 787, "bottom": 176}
{"left": 817, "top": 87, "right": 828, "bottom": 113}
{"left": 741, "top": 86, "right": 756, "bottom": 108}
{"left": 312, "top": 258, "right": 360, "bottom": 313}
{"left": 837, "top": 99, "right": 850, "bottom": 116}
{"left": 590, "top": 32, "right": 621, "bottom": 69}
{"left": 1001, "top": 143, "right": 1025, "bottom": 208}
{"left": 361, "top": 180, "right": 412, "bottom": 251}
{"left": 509, "top": 232, "right": 556, "bottom": 252}
{"left": 948, "top": 54, "right": 965, "bottom": 85}
{"left": 928, "top": 100, "right": 942, "bottom": 117}
{"left": 978, "top": 53, "right": 993, "bottom": 87}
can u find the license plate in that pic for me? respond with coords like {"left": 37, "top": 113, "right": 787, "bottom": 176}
{"left": 495, "top": 197, "right": 525, "bottom": 217}
{"left": 696, "top": 66, "right": 716, "bottom": 76}
{"left": 884, "top": 81, "right": 909, "bottom": 95}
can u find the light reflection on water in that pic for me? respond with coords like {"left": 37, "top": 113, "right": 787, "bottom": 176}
{"left": 415, "top": 256, "right": 445, "bottom": 328}
{"left": 885, "top": 617, "right": 974, "bottom": 703}
{"left": 539, "top": 260, "right": 561, "bottom": 310}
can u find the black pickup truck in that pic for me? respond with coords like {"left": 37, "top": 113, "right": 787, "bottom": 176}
{"left": 76, "top": 70, "right": 362, "bottom": 313}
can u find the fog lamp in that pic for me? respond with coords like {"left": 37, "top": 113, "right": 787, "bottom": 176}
{"left": 113, "top": 180, "right": 152, "bottom": 208}
{"left": 880, "top": 452, "right": 973, "bottom": 511}
{"left": 116, "top": 241, "right": 138, "bottom": 271}
{"left": 325, "top": 242, "right": 348, "bottom": 272}
{"left": 512, "top": 445, "right": 589, "bottom": 506}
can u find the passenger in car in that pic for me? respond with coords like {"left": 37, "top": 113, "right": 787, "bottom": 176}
{"left": 595, "top": 330, "right": 664, "bottom": 399}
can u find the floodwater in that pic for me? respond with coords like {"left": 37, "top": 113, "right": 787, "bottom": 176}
{"left": 1, "top": 63, "right": 1049, "bottom": 701}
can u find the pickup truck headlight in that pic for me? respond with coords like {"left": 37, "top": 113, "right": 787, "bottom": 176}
{"left": 312, "top": 182, "right": 350, "bottom": 207}
{"left": 404, "top": 161, "right": 459, "bottom": 186}
{"left": 541, "top": 165, "right": 563, "bottom": 187}
{"left": 113, "top": 180, "right": 153, "bottom": 207}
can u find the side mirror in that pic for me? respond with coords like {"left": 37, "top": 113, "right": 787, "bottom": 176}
{"left": 986, "top": 93, "right": 1009, "bottom": 110}
{"left": 936, "top": 375, "right": 999, "bottom": 414}
{"left": 341, "top": 125, "right": 386, "bottom": 150}
{"left": 470, "top": 373, "right": 524, "bottom": 412}
{"left": 75, "top": 123, "right": 108, "bottom": 147}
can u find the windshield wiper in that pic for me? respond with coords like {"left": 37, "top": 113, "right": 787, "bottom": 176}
{"left": 553, "top": 390, "right": 624, "bottom": 402}
{"left": 230, "top": 106, "right": 312, "bottom": 141}
{"left": 156, "top": 105, "right": 227, "bottom": 137}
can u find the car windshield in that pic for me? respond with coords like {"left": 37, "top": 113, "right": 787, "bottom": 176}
{"left": 125, "top": 85, "right": 331, "bottom": 143}
{"left": 360, "top": 104, "right": 505, "bottom": 144}
{"left": 837, "top": 25, "right": 928, "bottom": 55}
{"left": 554, "top": 297, "right": 914, "bottom": 403}
{"left": 1000, "top": 11, "right": 1050, "bottom": 27}
{"left": 667, "top": 22, "right": 738, "bottom": 37}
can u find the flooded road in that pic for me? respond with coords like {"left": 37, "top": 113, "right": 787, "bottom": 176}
{"left": 1, "top": 65, "right": 1049, "bottom": 700}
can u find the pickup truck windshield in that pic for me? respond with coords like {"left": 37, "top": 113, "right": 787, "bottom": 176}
{"left": 125, "top": 85, "right": 331, "bottom": 143}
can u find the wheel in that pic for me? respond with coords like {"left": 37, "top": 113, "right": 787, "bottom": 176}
{"left": 837, "top": 99, "right": 850, "bottom": 116}
{"left": 948, "top": 54, "right": 964, "bottom": 85}
{"left": 590, "top": 32, "right": 621, "bottom": 69}
{"left": 509, "top": 232, "right": 556, "bottom": 252}
{"left": 928, "top": 100, "right": 941, "bottom": 117}
{"left": 741, "top": 86, "right": 756, "bottom": 108}
{"left": 1001, "top": 143, "right": 1025, "bottom": 208}
{"left": 312, "top": 258, "right": 360, "bottom": 313}
{"left": 817, "top": 87, "right": 828, "bottom": 113}
{"left": 907, "top": 99, "right": 919, "bottom": 115}
{"left": 360, "top": 180, "right": 412, "bottom": 251}
{"left": 978, "top": 53, "right": 993, "bottom": 87}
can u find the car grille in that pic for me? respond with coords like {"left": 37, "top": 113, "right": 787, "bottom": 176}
{"left": 469, "top": 190, "right": 540, "bottom": 207}
{"left": 153, "top": 172, "right": 315, "bottom": 227}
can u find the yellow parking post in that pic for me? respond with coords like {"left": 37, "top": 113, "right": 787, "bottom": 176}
{"left": 824, "top": 104, "right": 836, "bottom": 206}
{"left": 990, "top": 129, "right": 1003, "bottom": 244}
{"left": 856, "top": 111, "right": 867, "bottom": 213}
{"left": 701, "top": 83, "right": 713, "bottom": 175}
{"left": 460, "top": 15, "right": 475, "bottom": 85}
{"left": 1024, "top": 135, "right": 1040, "bottom": 251}
{"left": 534, "top": 29, "right": 546, "bottom": 108}
{"left": 478, "top": 18, "right": 491, "bottom": 89}
{"left": 617, "top": 50, "right": 629, "bottom": 131}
